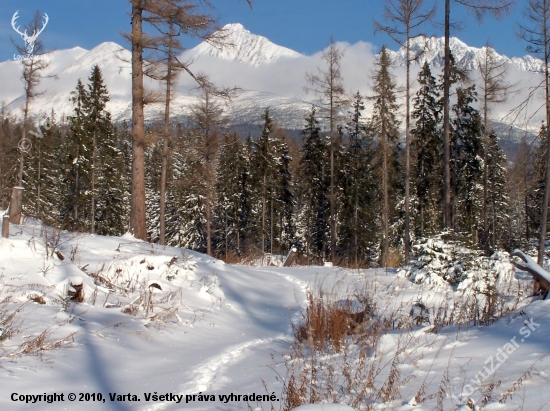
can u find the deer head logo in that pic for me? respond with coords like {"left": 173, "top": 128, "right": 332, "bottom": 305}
{"left": 11, "top": 11, "right": 49, "bottom": 55}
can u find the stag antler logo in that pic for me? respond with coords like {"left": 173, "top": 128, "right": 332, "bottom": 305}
{"left": 11, "top": 11, "right": 49, "bottom": 55}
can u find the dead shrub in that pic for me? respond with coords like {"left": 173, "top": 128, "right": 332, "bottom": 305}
{"left": 121, "top": 304, "right": 139, "bottom": 316}
{"left": 293, "top": 291, "right": 355, "bottom": 352}
{"left": 386, "top": 248, "right": 402, "bottom": 268}
{"left": 17, "top": 330, "right": 77, "bottom": 356}
{"left": 219, "top": 250, "right": 242, "bottom": 264}
{"left": 0, "top": 297, "right": 25, "bottom": 342}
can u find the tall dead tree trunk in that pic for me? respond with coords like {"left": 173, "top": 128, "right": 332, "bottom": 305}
{"left": 375, "top": 0, "right": 435, "bottom": 261}
{"left": 443, "top": 0, "right": 452, "bottom": 228}
{"left": 540, "top": 36, "right": 550, "bottom": 265}
{"left": 306, "top": 38, "right": 349, "bottom": 263}
{"left": 518, "top": 0, "right": 550, "bottom": 265}
{"left": 442, "top": 0, "right": 514, "bottom": 228}
{"left": 130, "top": 2, "right": 147, "bottom": 240}
{"left": 478, "top": 44, "right": 511, "bottom": 253}
{"left": 160, "top": 25, "right": 174, "bottom": 246}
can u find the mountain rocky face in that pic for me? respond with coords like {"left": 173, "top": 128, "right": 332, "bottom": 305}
{"left": 387, "top": 36, "right": 544, "bottom": 73}
{"left": 187, "top": 23, "right": 301, "bottom": 66}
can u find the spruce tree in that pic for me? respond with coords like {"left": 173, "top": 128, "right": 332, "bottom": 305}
{"left": 63, "top": 79, "right": 92, "bottom": 231}
{"left": 250, "top": 109, "right": 288, "bottom": 254}
{"left": 451, "top": 85, "right": 484, "bottom": 242}
{"left": 216, "top": 133, "right": 247, "bottom": 258}
{"left": 298, "top": 106, "right": 330, "bottom": 262}
{"left": 165, "top": 129, "right": 207, "bottom": 250}
{"left": 369, "top": 46, "right": 402, "bottom": 267}
{"left": 485, "top": 130, "right": 508, "bottom": 249}
{"left": 85, "top": 65, "right": 124, "bottom": 235}
{"left": 278, "top": 142, "right": 295, "bottom": 252}
{"left": 339, "top": 92, "right": 376, "bottom": 266}
{"left": 532, "top": 123, "right": 548, "bottom": 237}
{"left": 22, "top": 113, "right": 64, "bottom": 226}
{"left": 61, "top": 67, "right": 122, "bottom": 235}
{"left": 411, "top": 62, "right": 442, "bottom": 237}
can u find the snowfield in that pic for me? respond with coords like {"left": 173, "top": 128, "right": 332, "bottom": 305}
{"left": 1, "top": 220, "right": 550, "bottom": 410}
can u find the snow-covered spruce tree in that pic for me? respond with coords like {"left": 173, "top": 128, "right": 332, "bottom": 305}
{"left": 163, "top": 128, "right": 207, "bottom": 251}
{"left": 369, "top": 46, "right": 402, "bottom": 267}
{"left": 477, "top": 44, "right": 512, "bottom": 253}
{"left": 22, "top": 113, "right": 64, "bottom": 226}
{"left": 85, "top": 65, "right": 125, "bottom": 236}
{"left": 440, "top": 0, "right": 513, "bottom": 231}
{"left": 215, "top": 133, "right": 248, "bottom": 257}
{"left": 249, "top": 110, "right": 294, "bottom": 255}
{"left": 62, "top": 79, "right": 93, "bottom": 232}
{"left": 339, "top": 92, "right": 377, "bottom": 266}
{"left": 278, "top": 140, "right": 295, "bottom": 253}
{"left": 115, "top": 121, "right": 133, "bottom": 231}
{"left": 305, "top": 38, "right": 349, "bottom": 263}
{"left": 485, "top": 130, "right": 508, "bottom": 249}
{"left": 532, "top": 123, "right": 549, "bottom": 239}
{"left": 145, "top": 134, "right": 163, "bottom": 243}
{"left": 298, "top": 106, "right": 330, "bottom": 262}
{"left": 411, "top": 62, "right": 442, "bottom": 238}
{"left": 0, "top": 108, "right": 19, "bottom": 209}
{"left": 451, "top": 85, "right": 484, "bottom": 243}
{"left": 190, "top": 91, "right": 227, "bottom": 256}
{"left": 58, "top": 67, "right": 123, "bottom": 235}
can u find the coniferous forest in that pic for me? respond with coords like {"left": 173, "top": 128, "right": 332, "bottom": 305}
{"left": 0, "top": 52, "right": 525, "bottom": 268}
{"left": 0, "top": 0, "right": 546, "bottom": 269}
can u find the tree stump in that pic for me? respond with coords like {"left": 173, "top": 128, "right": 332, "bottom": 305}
{"left": 9, "top": 187, "right": 24, "bottom": 225}
{"left": 2, "top": 215, "right": 9, "bottom": 238}
{"left": 283, "top": 247, "right": 298, "bottom": 267}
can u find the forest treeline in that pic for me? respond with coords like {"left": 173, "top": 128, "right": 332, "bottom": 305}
{"left": 0, "top": 49, "right": 545, "bottom": 267}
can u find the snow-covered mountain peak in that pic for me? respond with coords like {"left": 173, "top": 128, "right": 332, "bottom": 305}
{"left": 186, "top": 23, "right": 302, "bottom": 67}
{"left": 63, "top": 41, "right": 130, "bottom": 74}
{"left": 223, "top": 22, "right": 246, "bottom": 32}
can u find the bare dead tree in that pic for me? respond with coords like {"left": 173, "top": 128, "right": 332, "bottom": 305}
{"left": 518, "top": 0, "right": 550, "bottom": 265}
{"left": 477, "top": 43, "right": 514, "bottom": 253}
{"left": 305, "top": 38, "right": 350, "bottom": 262}
{"left": 374, "top": 0, "right": 436, "bottom": 262}
{"left": 126, "top": 0, "right": 249, "bottom": 241}
{"left": 191, "top": 90, "right": 228, "bottom": 256}
{"left": 12, "top": 10, "right": 53, "bottom": 188}
{"left": 144, "top": 18, "right": 184, "bottom": 246}
{"left": 442, "top": 0, "right": 515, "bottom": 229}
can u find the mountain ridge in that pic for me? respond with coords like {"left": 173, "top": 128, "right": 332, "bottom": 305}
{"left": 0, "top": 23, "right": 543, "bottom": 144}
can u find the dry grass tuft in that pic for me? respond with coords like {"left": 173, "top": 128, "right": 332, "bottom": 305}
{"left": 27, "top": 293, "right": 46, "bottom": 305}
{"left": 293, "top": 291, "right": 348, "bottom": 351}
{"left": 386, "top": 248, "right": 402, "bottom": 268}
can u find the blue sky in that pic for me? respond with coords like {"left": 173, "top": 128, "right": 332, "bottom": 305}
{"left": 0, "top": 0, "right": 530, "bottom": 61}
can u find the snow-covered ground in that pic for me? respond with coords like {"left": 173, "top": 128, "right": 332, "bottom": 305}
{"left": 1, "top": 220, "right": 550, "bottom": 410}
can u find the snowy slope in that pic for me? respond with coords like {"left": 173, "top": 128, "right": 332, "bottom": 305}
{"left": 0, "top": 217, "right": 549, "bottom": 410}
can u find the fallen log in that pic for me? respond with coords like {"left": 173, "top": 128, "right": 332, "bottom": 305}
{"left": 511, "top": 249, "right": 550, "bottom": 299}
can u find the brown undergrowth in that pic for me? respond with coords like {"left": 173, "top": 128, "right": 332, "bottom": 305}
{"left": 250, "top": 271, "right": 534, "bottom": 411}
